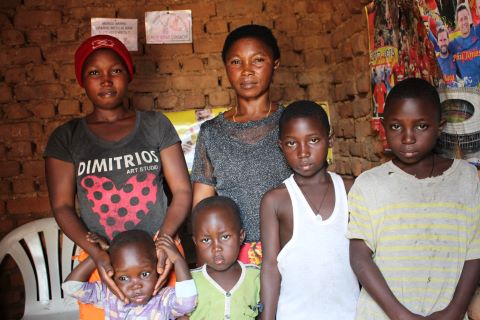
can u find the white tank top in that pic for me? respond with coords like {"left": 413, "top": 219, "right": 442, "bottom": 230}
{"left": 276, "top": 172, "right": 359, "bottom": 319}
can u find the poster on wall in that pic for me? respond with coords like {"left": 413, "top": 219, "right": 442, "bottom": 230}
{"left": 145, "top": 10, "right": 192, "bottom": 44}
{"left": 366, "top": 0, "right": 439, "bottom": 149}
{"left": 164, "top": 108, "right": 227, "bottom": 172}
{"left": 315, "top": 101, "right": 334, "bottom": 165}
{"left": 91, "top": 18, "right": 138, "bottom": 51}
{"left": 365, "top": 0, "right": 480, "bottom": 165}
{"left": 418, "top": 0, "right": 480, "bottom": 165}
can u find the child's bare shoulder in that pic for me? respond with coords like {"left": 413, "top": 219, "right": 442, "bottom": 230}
{"left": 263, "top": 183, "right": 288, "bottom": 199}
{"left": 261, "top": 183, "right": 289, "bottom": 208}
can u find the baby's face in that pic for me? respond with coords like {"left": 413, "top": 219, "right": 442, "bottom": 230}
{"left": 111, "top": 243, "right": 158, "bottom": 305}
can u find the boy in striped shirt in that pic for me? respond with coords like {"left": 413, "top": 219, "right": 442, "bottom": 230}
{"left": 348, "top": 78, "right": 480, "bottom": 319}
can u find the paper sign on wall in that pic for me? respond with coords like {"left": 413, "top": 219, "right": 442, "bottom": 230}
{"left": 145, "top": 10, "right": 192, "bottom": 44}
{"left": 91, "top": 18, "right": 138, "bottom": 51}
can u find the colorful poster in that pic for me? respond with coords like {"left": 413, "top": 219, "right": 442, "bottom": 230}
{"left": 366, "top": 0, "right": 439, "bottom": 149}
{"left": 316, "top": 101, "right": 334, "bottom": 165}
{"left": 419, "top": 0, "right": 480, "bottom": 164}
{"left": 91, "top": 18, "right": 138, "bottom": 51}
{"left": 366, "top": 0, "right": 480, "bottom": 164}
{"left": 164, "top": 108, "right": 227, "bottom": 172}
{"left": 420, "top": 0, "right": 480, "bottom": 88}
{"left": 145, "top": 10, "right": 192, "bottom": 44}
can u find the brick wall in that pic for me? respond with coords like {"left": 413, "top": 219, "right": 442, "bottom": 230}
{"left": 0, "top": 0, "right": 376, "bottom": 317}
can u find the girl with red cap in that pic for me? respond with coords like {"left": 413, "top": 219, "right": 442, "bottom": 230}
{"left": 44, "top": 35, "right": 192, "bottom": 319}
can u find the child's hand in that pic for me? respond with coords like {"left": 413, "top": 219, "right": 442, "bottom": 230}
{"left": 86, "top": 232, "right": 110, "bottom": 251}
{"left": 155, "top": 234, "right": 182, "bottom": 264}
{"left": 425, "top": 308, "right": 455, "bottom": 319}
{"left": 402, "top": 314, "right": 426, "bottom": 320}
{"left": 153, "top": 234, "right": 173, "bottom": 295}
{"left": 155, "top": 234, "right": 191, "bottom": 286}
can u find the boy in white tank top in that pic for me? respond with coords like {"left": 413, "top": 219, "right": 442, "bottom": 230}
{"left": 259, "top": 100, "right": 359, "bottom": 319}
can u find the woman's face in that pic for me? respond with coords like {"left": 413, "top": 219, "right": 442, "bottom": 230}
{"left": 224, "top": 37, "right": 279, "bottom": 100}
{"left": 82, "top": 49, "right": 129, "bottom": 111}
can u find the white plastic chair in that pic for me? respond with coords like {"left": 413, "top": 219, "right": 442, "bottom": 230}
{"left": 0, "top": 217, "right": 79, "bottom": 319}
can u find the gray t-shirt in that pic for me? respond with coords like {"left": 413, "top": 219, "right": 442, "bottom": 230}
{"left": 191, "top": 107, "right": 291, "bottom": 242}
{"left": 44, "top": 111, "right": 180, "bottom": 240}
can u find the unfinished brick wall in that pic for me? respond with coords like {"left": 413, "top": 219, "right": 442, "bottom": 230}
{"left": 0, "top": 0, "right": 377, "bottom": 317}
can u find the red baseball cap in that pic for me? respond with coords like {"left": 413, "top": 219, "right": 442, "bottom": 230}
{"left": 74, "top": 34, "right": 134, "bottom": 87}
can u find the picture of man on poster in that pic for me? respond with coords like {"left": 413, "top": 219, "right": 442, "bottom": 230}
{"left": 427, "top": 26, "right": 461, "bottom": 87}
{"left": 448, "top": 3, "right": 480, "bottom": 87}
{"left": 373, "top": 69, "right": 388, "bottom": 116}
{"left": 423, "top": 1, "right": 480, "bottom": 87}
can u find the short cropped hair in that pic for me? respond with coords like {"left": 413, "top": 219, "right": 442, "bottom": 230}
{"left": 279, "top": 100, "right": 331, "bottom": 137}
{"left": 109, "top": 229, "right": 156, "bottom": 261}
{"left": 437, "top": 26, "right": 448, "bottom": 36}
{"left": 222, "top": 24, "right": 280, "bottom": 63}
{"left": 384, "top": 78, "right": 442, "bottom": 121}
{"left": 192, "top": 196, "right": 242, "bottom": 230}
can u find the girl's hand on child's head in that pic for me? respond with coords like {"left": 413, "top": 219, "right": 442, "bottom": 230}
{"left": 86, "top": 232, "right": 110, "bottom": 251}
{"left": 92, "top": 250, "right": 129, "bottom": 304}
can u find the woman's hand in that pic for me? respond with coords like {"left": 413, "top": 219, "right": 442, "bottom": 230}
{"left": 153, "top": 142, "right": 191, "bottom": 294}
{"left": 91, "top": 250, "right": 129, "bottom": 304}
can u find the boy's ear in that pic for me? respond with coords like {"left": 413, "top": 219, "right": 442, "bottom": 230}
{"left": 273, "top": 59, "right": 280, "bottom": 70}
{"left": 191, "top": 235, "right": 197, "bottom": 246}
{"left": 239, "top": 229, "right": 246, "bottom": 244}
{"left": 278, "top": 139, "right": 284, "bottom": 152}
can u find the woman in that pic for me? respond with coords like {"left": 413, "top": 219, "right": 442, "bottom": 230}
{"left": 45, "top": 35, "right": 191, "bottom": 319}
{"left": 191, "top": 25, "right": 291, "bottom": 265}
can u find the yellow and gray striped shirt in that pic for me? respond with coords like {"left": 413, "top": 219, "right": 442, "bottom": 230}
{"left": 347, "top": 159, "right": 480, "bottom": 319}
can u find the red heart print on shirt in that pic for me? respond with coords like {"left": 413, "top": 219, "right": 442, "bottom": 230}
{"left": 80, "top": 172, "right": 158, "bottom": 239}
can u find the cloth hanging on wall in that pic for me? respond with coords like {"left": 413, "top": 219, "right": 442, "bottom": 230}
{"left": 366, "top": 0, "right": 480, "bottom": 166}
{"left": 366, "top": 0, "right": 439, "bottom": 149}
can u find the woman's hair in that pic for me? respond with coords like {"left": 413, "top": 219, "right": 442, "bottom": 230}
{"left": 279, "top": 100, "right": 331, "bottom": 137}
{"left": 221, "top": 24, "right": 280, "bottom": 63}
{"left": 109, "top": 229, "right": 156, "bottom": 262}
